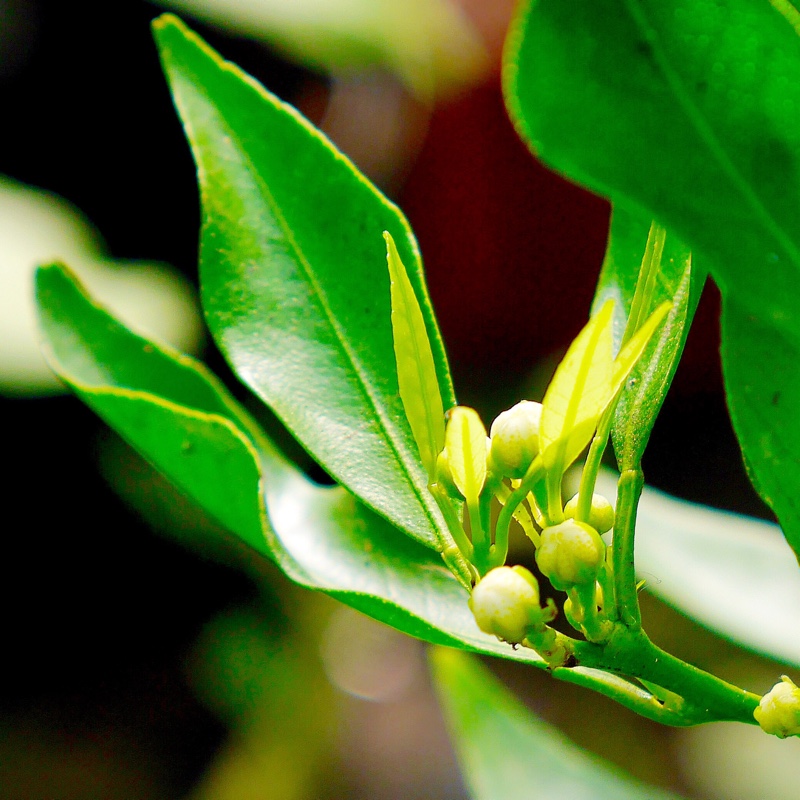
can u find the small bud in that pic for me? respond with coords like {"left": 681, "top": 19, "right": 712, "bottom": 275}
{"left": 754, "top": 676, "right": 800, "bottom": 738}
{"left": 536, "top": 519, "right": 604, "bottom": 591}
{"left": 564, "top": 492, "right": 615, "bottom": 533}
{"left": 469, "top": 566, "right": 545, "bottom": 644}
{"left": 489, "top": 401, "right": 543, "bottom": 479}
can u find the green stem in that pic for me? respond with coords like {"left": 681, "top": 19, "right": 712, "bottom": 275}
{"left": 567, "top": 582, "right": 612, "bottom": 643}
{"left": 468, "top": 497, "right": 490, "bottom": 575}
{"left": 523, "top": 626, "right": 572, "bottom": 667}
{"left": 430, "top": 484, "right": 474, "bottom": 564}
{"left": 576, "top": 408, "right": 614, "bottom": 522}
{"left": 612, "top": 468, "right": 644, "bottom": 629}
{"left": 552, "top": 667, "right": 689, "bottom": 726}
{"left": 597, "top": 549, "right": 618, "bottom": 621}
{"left": 572, "top": 628, "right": 761, "bottom": 725}
{"left": 491, "top": 457, "right": 545, "bottom": 567}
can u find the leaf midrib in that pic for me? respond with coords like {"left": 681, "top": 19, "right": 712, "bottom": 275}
{"left": 623, "top": 0, "right": 800, "bottom": 274}
{"left": 196, "top": 83, "right": 443, "bottom": 548}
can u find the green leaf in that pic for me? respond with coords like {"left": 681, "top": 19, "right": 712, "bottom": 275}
{"left": 431, "top": 648, "right": 684, "bottom": 800}
{"left": 444, "top": 406, "right": 488, "bottom": 505}
{"left": 504, "top": 0, "right": 800, "bottom": 558}
{"left": 36, "top": 262, "right": 685, "bottom": 724}
{"left": 593, "top": 209, "right": 701, "bottom": 470}
{"left": 596, "top": 470, "right": 800, "bottom": 669}
{"left": 153, "top": 14, "right": 453, "bottom": 549}
{"left": 386, "top": 231, "right": 446, "bottom": 481}
{"left": 540, "top": 299, "right": 614, "bottom": 473}
{"left": 722, "top": 301, "right": 800, "bottom": 564}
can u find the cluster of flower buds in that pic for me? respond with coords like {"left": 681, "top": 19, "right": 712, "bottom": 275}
{"left": 431, "top": 399, "right": 618, "bottom": 650}
{"left": 754, "top": 676, "right": 800, "bottom": 738}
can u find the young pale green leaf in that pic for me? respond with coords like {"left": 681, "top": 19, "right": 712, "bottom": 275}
{"left": 593, "top": 209, "right": 702, "bottom": 471}
{"left": 431, "top": 649, "right": 685, "bottom": 800}
{"left": 385, "top": 231, "right": 446, "bottom": 481}
{"left": 540, "top": 299, "right": 614, "bottom": 472}
{"left": 596, "top": 470, "right": 800, "bottom": 669}
{"left": 444, "top": 407, "right": 487, "bottom": 504}
{"left": 504, "top": 0, "right": 800, "bottom": 560}
{"left": 153, "top": 14, "right": 453, "bottom": 550}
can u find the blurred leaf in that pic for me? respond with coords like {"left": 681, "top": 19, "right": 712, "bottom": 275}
{"left": 431, "top": 648, "right": 684, "bottom": 800}
{"left": 596, "top": 471, "right": 800, "bottom": 668}
{"left": 0, "top": 175, "right": 201, "bottom": 396}
{"left": 504, "top": 0, "right": 800, "bottom": 559}
{"left": 155, "top": 14, "right": 452, "bottom": 550}
{"left": 386, "top": 231, "right": 446, "bottom": 481}
{"left": 155, "top": 0, "right": 488, "bottom": 98}
{"left": 593, "top": 209, "right": 700, "bottom": 470}
{"left": 36, "top": 262, "right": 684, "bottom": 722}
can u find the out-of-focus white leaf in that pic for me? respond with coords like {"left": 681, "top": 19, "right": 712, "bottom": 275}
{"left": 155, "top": 0, "right": 489, "bottom": 98}
{"left": 0, "top": 176, "right": 203, "bottom": 395}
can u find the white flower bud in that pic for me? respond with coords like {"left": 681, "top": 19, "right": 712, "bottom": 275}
{"left": 489, "top": 400, "right": 543, "bottom": 479}
{"left": 754, "top": 676, "right": 800, "bottom": 738}
{"left": 564, "top": 492, "right": 615, "bottom": 533}
{"left": 469, "top": 566, "right": 544, "bottom": 644}
{"left": 536, "top": 519, "right": 604, "bottom": 591}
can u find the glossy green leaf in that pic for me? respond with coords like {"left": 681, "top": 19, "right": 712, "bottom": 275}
{"left": 540, "top": 299, "right": 614, "bottom": 473}
{"left": 431, "top": 648, "right": 684, "bottom": 800}
{"left": 504, "top": 0, "right": 800, "bottom": 558}
{"left": 596, "top": 471, "right": 800, "bottom": 668}
{"left": 722, "top": 301, "right": 800, "bottom": 566}
{"left": 154, "top": 14, "right": 453, "bottom": 549}
{"left": 36, "top": 263, "right": 684, "bottom": 724}
{"left": 593, "top": 209, "right": 700, "bottom": 470}
{"left": 386, "top": 231, "right": 446, "bottom": 481}
{"left": 445, "top": 406, "right": 488, "bottom": 505}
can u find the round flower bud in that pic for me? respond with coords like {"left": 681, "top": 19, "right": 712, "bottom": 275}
{"left": 564, "top": 492, "right": 615, "bottom": 534}
{"left": 489, "top": 401, "right": 543, "bottom": 479}
{"left": 536, "top": 519, "right": 605, "bottom": 591}
{"left": 754, "top": 676, "right": 800, "bottom": 738}
{"left": 468, "top": 566, "right": 543, "bottom": 645}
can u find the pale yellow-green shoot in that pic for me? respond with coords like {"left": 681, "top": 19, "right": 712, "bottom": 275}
{"left": 444, "top": 406, "right": 488, "bottom": 506}
{"left": 385, "top": 231, "right": 445, "bottom": 481}
{"left": 539, "top": 299, "right": 615, "bottom": 478}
